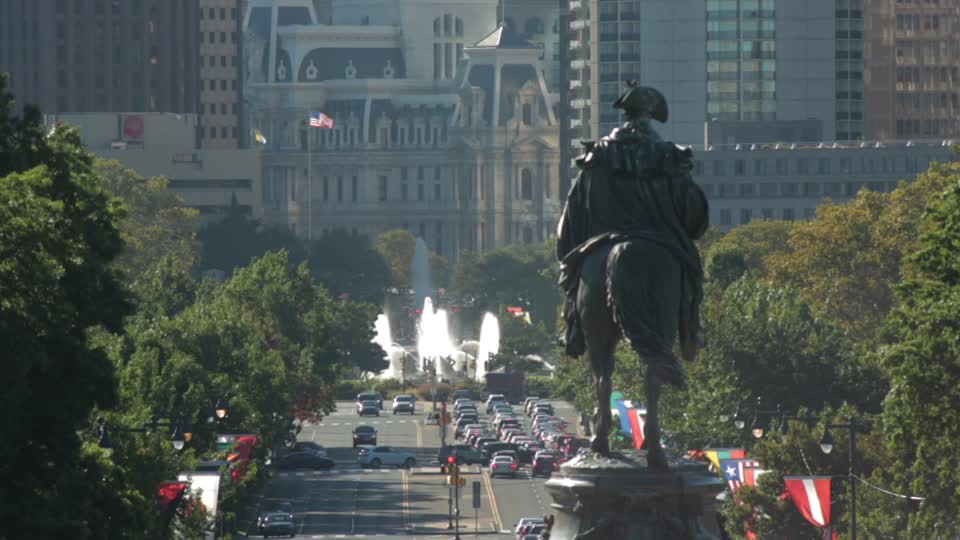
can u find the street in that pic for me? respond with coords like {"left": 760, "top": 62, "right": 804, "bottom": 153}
{"left": 255, "top": 398, "right": 579, "bottom": 539}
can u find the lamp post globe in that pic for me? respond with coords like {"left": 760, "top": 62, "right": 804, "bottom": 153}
{"left": 171, "top": 424, "right": 186, "bottom": 451}
{"left": 819, "top": 428, "right": 835, "bottom": 455}
{"left": 215, "top": 398, "right": 228, "bottom": 419}
{"left": 733, "top": 409, "right": 745, "bottom": 430}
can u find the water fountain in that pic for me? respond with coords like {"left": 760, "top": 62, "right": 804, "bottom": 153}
{"left": 372, "top": 314, "right": 413, "bottom": 380}
{"left": 411, "top": 237, "right": 432, "bottom": 312}
{"left": 476, "top": 312, "right": 500, "bottom": 381}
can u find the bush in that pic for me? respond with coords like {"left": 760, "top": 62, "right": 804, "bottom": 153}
{"left": 415, "top": 382, "right": 452, "bottom": 402}
{"left": 333, "top": 380, "right": 367, "bottom": 400}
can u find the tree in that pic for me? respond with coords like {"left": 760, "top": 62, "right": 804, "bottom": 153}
{"left": 197, "top": 197, "right": 306, "bottom": 275}
{"left": 451, "top": 240, "right": 560, "bottom": 333}
{"left": 880, "top": 179, "right": 960, "bottom": 536}
{"left": 308, "top": 229, "right": 391, "bottom": 303}
{"left": 376, "top": 229, "right": 416, "bottom": 289}
{"left": 489, "top": 312, "right": 554, "bottom": 373}
{"left": 94, "top": 159, "right": 200, "bottom": 281}
{"left": 0, "top": 73, "right": 138, "bottom": 537}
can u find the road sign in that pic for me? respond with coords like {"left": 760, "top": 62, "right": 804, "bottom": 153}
{"left": 472, "top": 481, "right": 481, "bottom": 508}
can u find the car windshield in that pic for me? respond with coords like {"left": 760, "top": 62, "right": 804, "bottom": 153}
{"left": 395, "top": 395, "right": 413, "bottom": 402}
{"left": 356, "top": 426, "right": 375, "bottom": 433}
{"left": 492, "top": 456, "right": 513, "bottom": 463}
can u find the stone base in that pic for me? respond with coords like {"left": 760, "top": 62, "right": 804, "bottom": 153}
{"left": 543, "top": 450, "right": 725, "bottom": 540}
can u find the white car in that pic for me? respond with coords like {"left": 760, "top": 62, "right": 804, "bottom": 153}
{"left": 485, "top": 394, "right": 507, "bottom": 413}
{"left": 357, "top": 446, "right": 417, "bottom": 468}
{"left": 515, "top": 517, "right": 545, "bottom": 535}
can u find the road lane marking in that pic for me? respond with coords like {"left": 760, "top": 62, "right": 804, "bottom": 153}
{"left": 401, "top": 470, "right": 411, "bottom": 530}
{"left": 416, "top": 420, "right": 423, "bottom": 448}
{"left": 481, "top": 469, "right": 504, "bottom": 532}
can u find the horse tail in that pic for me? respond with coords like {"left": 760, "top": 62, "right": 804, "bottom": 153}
{"left": 604, "top": 240, "right": 678, "bottom": 359}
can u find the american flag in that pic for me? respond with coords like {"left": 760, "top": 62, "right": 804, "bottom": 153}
{"left": 720, "top": 459, "right": 760, "bottom": 492}
{"left": 309, "top": 111, "right": 334, "bottom": 128}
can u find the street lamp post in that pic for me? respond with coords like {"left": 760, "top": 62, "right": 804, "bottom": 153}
{"left": 721, "top": 398, "right": 864, "bottom": 540}
{"left": 94, "top": 415, "right": 192, "bottom": 451}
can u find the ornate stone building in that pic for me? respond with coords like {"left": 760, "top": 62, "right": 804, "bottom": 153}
{"left": 243, "top": 0, "right": 562, "bottom": 262}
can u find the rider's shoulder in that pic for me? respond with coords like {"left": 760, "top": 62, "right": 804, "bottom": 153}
{"left": 657, "top": 142, "right": 695, "bottom": 175}
{"left": 575, "top": 139, "right": 604, "bottom": 169}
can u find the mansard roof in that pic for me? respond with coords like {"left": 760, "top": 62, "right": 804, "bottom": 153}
{"left": 472, "top": 24, "right": 538, "bottom": 49}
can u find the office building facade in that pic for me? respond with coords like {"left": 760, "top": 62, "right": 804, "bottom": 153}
{"left": 199, "top": 0, "right": 244, "bottom": 149}
{"left": 0, "top": 0, "right": 199, "bottom": 115}
{"left": 864, "top": 0, "right": 960, "bottom": 141}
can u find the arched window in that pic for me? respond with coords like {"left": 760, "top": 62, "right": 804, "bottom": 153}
{"left": 522, "top": 103, "right": 533, "bottom": 126}
{"left": 520, "top": 169, "right": 534, "bottom": 200}
{"left": 524, "top": 18, "right": 544, "bottom": 37}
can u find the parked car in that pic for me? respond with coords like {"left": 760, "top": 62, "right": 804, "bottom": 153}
{"left": 392, "top": 394, "right": 416, "bottom": 415}
{"left": 489, "top": 455, "right": 518, "bottom": 478}
{"left": 356, "top": 391, "right": 384, "bottom": 410}
{"left": 352, "top": 425, "right": 377, "bottom": 447}
{"left": 257, "top": 511, "right": 295, "bottom": 538}
{"left": 276, "top": 452, "right": 335, "bottom": 470}
{"left": 357, "top": 445, "right": 417, "bottom": 468}
{"left": 357, "top": 400, "right": 380, "bottom": 416}
{"left": 532, "top": 454, "right": 558, "bottom": 477}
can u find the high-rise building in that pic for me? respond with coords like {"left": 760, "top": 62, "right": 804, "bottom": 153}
{"left": 565, "top": 0, "right": 859, "bottom": 151}
{"left": 864, "top": 0, "right": 960, "bottom": 141}
{"left": 499, "top": 0, "right": 564, "bottom": 91}
{"left": 0, "top": 0, "right": 199, "bottom": 116}
{"left": 199, "top": 0, "right": 244, "bottom": 149}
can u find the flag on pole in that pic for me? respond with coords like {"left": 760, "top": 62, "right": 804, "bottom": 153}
{"left": 742, "top": 462, "right": 770, "bottom": 487}
{"left": 309, "top": 111, "right": 335, "bottom": 128}
{"left": 252, "top": 128, "right": 267, "bottom": 144}
{"left": 719, "top": 459, "right": 760, "bottom": 492}
{"left": 615, "top": 399, "right": 633, "bottom": 436}
{"left": 784, "top": 476, "right": 837, "bottom": 540}
{"left": 625, "top": 407, "right": 646, "bottom": 449}
{"left": 704, "top": 448, "right": 746, "bottom": 473}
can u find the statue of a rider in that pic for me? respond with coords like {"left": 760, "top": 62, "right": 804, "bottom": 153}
{"left": 556, "top": 82, "right": 709, "bottom": 465}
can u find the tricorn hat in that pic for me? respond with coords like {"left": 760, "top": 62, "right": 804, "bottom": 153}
{"left": 612, "top": 81, "right": 668, "bottom": 123}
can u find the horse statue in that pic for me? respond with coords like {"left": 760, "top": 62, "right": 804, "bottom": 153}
{"left": 556, "top": 83, "right": 709, "bottom": 471}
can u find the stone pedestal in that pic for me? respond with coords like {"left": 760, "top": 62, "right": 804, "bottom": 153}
{"left": 543, "top": 451, "right": 725, "bottom": 540}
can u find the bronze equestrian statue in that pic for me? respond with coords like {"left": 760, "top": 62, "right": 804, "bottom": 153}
{"left": 556, "top": 83, "right": 709, "bottom": 471}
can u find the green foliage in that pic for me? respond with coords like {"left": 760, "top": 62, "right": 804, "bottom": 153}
{"left": 0, "top": 72, "right": 138, "bottom": 537}
{"left": 488, "top": 313, "right": 554, "bottom": 373}
{"left": 451, "top": 240, "right": 561, "bottom": 333}
{"left": 880, "top": 180, "right": 960, "bottom": 536}
{"left": 376, "top": 229, "right": 416, "bottom": 288}
{"left": 525, "top": 375, "right": 554, "bottom": 398}
{"left": 197, "top": 197, "right": 306, "bottom": 275}
{"left": 308, "top": 228, "right": 391, "bottom": 303}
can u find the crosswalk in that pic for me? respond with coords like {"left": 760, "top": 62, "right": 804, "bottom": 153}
{"left": 324, "top": 420, "right": 416, "bottom": 427}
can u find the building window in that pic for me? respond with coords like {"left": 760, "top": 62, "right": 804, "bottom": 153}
{"left": 379, "top": 176, "right": 388, "bottom": 201}
{"left": 352, "top": 176, "right": 358, "bottom": 202}
{"left": 337, "top": 176, "right": 343, "bottom": 202}
{"left": 719, "top": 208, "right": 732, "bottom": 225}
{"left": 713, "top": 160, "right": 726, "bottom": 176}
{"left": 520, "top": 169, "right": 534, "bottom": 200}
{"left": 322, "top": 176, "right": 329, "bottom": 201}
{"left": 775, "top": 158, "right": 788, "bottom": 176}
{"left": 401, "top": 183, "right": 408, "bottom": 201}
{"left": 796, "top": 159, "right": 809, "bottom": 175}
{"left": 434, "top": 183, "right": 442, "bottom": 200}
{"left": 739, "top": 183, "right": 755, "bottom": 197}
{"left": 753, "top": 160, "right": 767, "bottom": 176}
{"left": 818, "top": 158, "right": 831, "bottom": 175}
{"left": 734, "top": 159, "right": 746, "bottom": 176}
{"left": 783, "top": 208, "right": 795, "bottom": 221}
{"left": 418, "top": 184, "right": 425, "bottom": 201}
{"left": 740, "top": 208, "right": 752, "bottom": 224}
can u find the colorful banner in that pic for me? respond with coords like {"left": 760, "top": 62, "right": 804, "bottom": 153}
{"left": 626, "top": 407, "right": 646, "bottom": 449}
{"left": 704, "top": 448, "right": 746, "bottom": 473}
{"left": 615, "top": 399, "right": 633, "bottom": 436}
{"left": 784, "top": 476, "right": 836, "bottom": 540}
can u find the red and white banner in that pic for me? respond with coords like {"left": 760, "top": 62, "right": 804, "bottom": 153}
{"left": 784, "top": 476, "right": 836, "bottom": 540}
{"left": 625, "top": 407, "right": 645, "bottom": 449}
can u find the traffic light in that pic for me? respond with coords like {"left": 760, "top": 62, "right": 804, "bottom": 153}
{"left": 446, "top": 456, "right": 459, "bottom": 486}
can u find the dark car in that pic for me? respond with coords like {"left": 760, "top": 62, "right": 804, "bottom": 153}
{"left": 357, "top": 400, "right": 380, "bottom": 416}
{"left": 452, "top": 389, "right": 472, "bottom": 401}
{"left": 291, "top": 441, "right": 326, "bottom": 456}
{"left": 480, "top": 441, "right": 516, "bottom": 458}
{"left": 438, "top": 444, "right": 489, "bottom": 468}
{"left": 258, "top": 511, "right": 295, "bottom": 538}
{"left": 353, "top": 425, "right": 377, "bottom": 447}
{"left": 356, "top": 391, "right": 383, "bottom": 410}
{"left": 257, "top": 500, "right": 294, "bottom": 534}
{"left": 276, "top": 452, "right": 335, "bottom": 470}
{"left": 532, "top": 455, "right": 558, "bottom": 477}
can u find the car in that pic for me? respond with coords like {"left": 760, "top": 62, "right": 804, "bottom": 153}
{"left": 521, "top": 535, "right": 542, "bottom": 540}
{"left": 257, "top": 500, "right": 294, "bottom": 534}
{"left": 293, "top": 441, "right": 325, "bottom": 454}
{"left": 352, "top": 425, "right": 377, "bottom": 447}
{"left": 481, "top": 441, "right": 516, "bottom": 458}
{"left": 473, "top": 436, "right": 497, "bottom": 449}
{"left": 489, "top": 455, "right": 518, "bottom": 478}
{"left": 357, "top": 445, "right": 417, "bottom": 468}
{"left": 275, "top": 452, "right": 335, "bottom": 470}
{"left": 357, "top": 400, "right": 380, "bottom": 416}
{"left": 257, "top": 511, "right": 295, "bottom": 538}
{"left": 452, "top": 389, "right": 472, "bottom": 401}
{"left": 515, "top": 517, "right": 545, "bottom": 535}
{"left": 356, "top": 391, "right": 384, "bottom": 410}
{"left": 456, "top": 407, "right": 478, "bottom": 420}
{"left": 532, "top": 454, "right": 558, "bottom": 477}
{"left": 522, "top": 397, "right": 541, "bottom": 412}
{"left": 455, "top": 417, "right": 480, "bottom": 437}
{"left": 506, "top": 432, "right": 529, "bottom": 445}
{"left": 553, "top": 434, "right": 575, "bottom": 450}
{"left": 492, "top": 403, "right": 513, "bottom": 414}
{"left": 492, "top": 449, "right": 519, "bottom": 463}
{"left": 393, "top": 394, "right": 416, "bottom": 415}
{"left": 500, "top": 428, "right": 522, "bottom": 442}
{"left": 453, "top": 399, "right": 474, "bottom": 412}
{"left": 517, "top": 442, "right": 544, "bottom": 463}
{"left": 485, "top": 394, "right": 507, "bottom": 413}
{"left": 533, "top": 404, "right": 555, "bottom": 416}
{"left": 438, "top": 444, "right": 488, "bottom": 466}
{"left": 521, "top": 524, "right": 547, "bottom": 537}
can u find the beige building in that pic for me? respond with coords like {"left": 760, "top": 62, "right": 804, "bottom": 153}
{"left": 47, "top": 112, "right": 262, "bottom": 222}
{"left": 864, "top": 0, "right": 960, "bottom": 140}
{"left": 244, "top": 0, "right": 562, "bottom": 261}
{"left": 200, "top": 0, "right": 244, "bottom": 149}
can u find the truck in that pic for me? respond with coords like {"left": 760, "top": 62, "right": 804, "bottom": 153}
{"left": 484, "top": 372, "right": 527, "bottom": 404}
